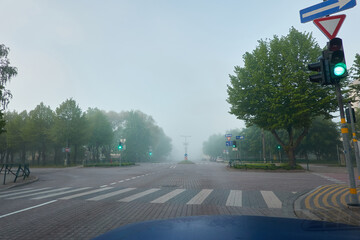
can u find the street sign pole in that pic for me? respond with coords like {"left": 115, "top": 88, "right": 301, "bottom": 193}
{"left": 348, "top": 102, "right": 360, "bottom": 180}
{"left": 335, "top": 84, "right": 359, "bottom": 206}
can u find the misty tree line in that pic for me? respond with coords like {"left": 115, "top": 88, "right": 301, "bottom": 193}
{"left": 203, "top": 116, "right": 345, "bottom": 163}
{"left": 0, "top": 99, "right": 172, "bottom": 166}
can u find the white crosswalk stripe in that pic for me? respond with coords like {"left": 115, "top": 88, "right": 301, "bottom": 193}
{"left": 119, "top": 188, "right": 160, "bottom": 202}
{"left": 59, "top": 187, "right": 113, "bottom": 200}
{"left": 87, "top": 188, "right": 136, "bottom": 201}
{"left": 226, "top": 190, "right": 242, "bottom": 207}
{"left": 1, "top": 186, "right": 285, "bottom": 209}
{"left": 32, "top": 187, "right": 92, "bottom": 200}
{"left": 9, "top": 188, "right": 71, "bottom": 200}
{"left": 151, "top": 189, "right": 186, "bottom": 203}
{"left": 187, "top": 189, "right": 213, "bottom": 205}
{"left": 0, "top": 188, "right": 51, "bottom": 198}
{"left": 260, "top": 190, "right": 282, "bottom": 208}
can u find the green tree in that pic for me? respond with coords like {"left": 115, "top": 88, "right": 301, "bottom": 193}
{"left": 297, "top": 116, "right": 341, "bottom": 162}
{"left": 227, "top": 28, "right": 338, "bottom": 167}
{"left": 86, "top": 108, "right": 113, "bottom": 162}
{"left": 24, "top": 103, "right": 55, "bottom": 165}
{"left": 202, "top": 133, "right": 224, "bottom": 160}
{"left": 5, "top": 111, "right": 28, "bottom": 163}
{"left": 52, "top": 99, "right": 87, "bottom": 165}
{"left": 0, "top": 45, "right": 17, "bottom": 133}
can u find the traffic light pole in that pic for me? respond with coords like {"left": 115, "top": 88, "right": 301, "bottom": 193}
{"left": 348, "top": 102, "right": 360, "bottom": 180}
{"left": 335, "top": 83, "right": 359, "bottom": 206}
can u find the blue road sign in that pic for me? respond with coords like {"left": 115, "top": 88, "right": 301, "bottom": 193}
{"left": 236, "top": 136, "right": 245, "bottom": 140}
{"left": 226, "top": 141, "right": 231, "bottom": 146}
{"left": 185, "top": 153, "right": 188, "bottom": 157}
{"left": 300, "top": 0, "right": 356, "bottom": 23}
{"left": 225, "top": 134, "right": 232, "bottom": 137}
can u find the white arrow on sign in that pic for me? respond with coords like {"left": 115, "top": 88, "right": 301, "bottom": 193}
{"left": 302, "top": 0, "right": 352, "bottom": 18}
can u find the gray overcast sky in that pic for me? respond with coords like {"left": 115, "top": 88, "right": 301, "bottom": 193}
{"left": 1, "top": 0, "right": 360, "bottom": 160}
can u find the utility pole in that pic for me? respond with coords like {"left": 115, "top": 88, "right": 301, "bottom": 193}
{"left": 181, "top": 135, "right": 191, "bottom": 160}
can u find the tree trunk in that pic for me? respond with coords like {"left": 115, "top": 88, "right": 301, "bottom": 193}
{"left": 271, "top": 127, "right": 309, "bottom": 168}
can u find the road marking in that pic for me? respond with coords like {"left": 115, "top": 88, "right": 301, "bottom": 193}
{"left": 32, "top": 187, "right": 92, "bottom": 200}
{"left": 151, "top": 189, "right": 186, "bottom": 203}
{"left": 0, "top": 200, "right": 57, "bottom": 219}
{"left": 125, "top": 178, "right": 131, "bottom": 181}
{"left": 225, "top": 190, "right": 242, "bottom": 207}
{"left": 118, "top": 180, "right": 124, "bottom": 183}
{"left": 9, "top": 187, "right": 71, "bottom": 200}
{"left": 59, "top": 187, "right": 113, "bottom": 200}
{"left": 187, "top": 189, "right": 213, "bottom": 205}
{"left": 119, "top": 188, "right": 160, "bottom": 202}
{"left": 260, "top": 191, "right": 282, "bottom": 208}
{"left": 100, "top": 185, "right": 108, "bottom": 188}
{"left": 110, "top": 182, "right": 116, "bottom": 185}
{"left": 87, "top": 188, "right": 136, "bottom": 201}
{"left": 131, "top": 177, "right": 136, "bottom": 179}
{"left": 0, "top": 187, "right": 33, "bottom": 194}
{"left": 0, "top": 188, "right": 51, "bottom": 198}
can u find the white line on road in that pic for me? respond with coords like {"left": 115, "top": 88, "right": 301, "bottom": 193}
{"left": 59, "top": 187, "right": 113, "bottom": 200}
{"left": 110, "top": 182, "right": 116, "bottom": 185}
{"left": 9, "top": 187, "right": 71, "bottom": 200}
{"left": 119, "top": 188, "right": 160, "bottom": 202}
{"left": 225, "top": 190, "right": 242, "bottom": 207}
{"left": 32, "top": 187, "right": 92, "bottom": 200}
{"left": 0, "top": 200, "right": 57, "bottom": 219}
{"left": 118, "top": 180, "right": 124, "bottom": 183}
{"left": 100, "top": 185, "right": 108, "bottom": 188}
{"left": 260, "top": 191, "right": 282, "bottom": 208}
{"left": 0, "top": 187, "right": 33, "bottom": 194}
{"left": 125, "top": 179, "right": 131, "bottom": 181}
{"left": 87, "top": 188, "right": 136, "bottom": 201}
{"left": 0, "top": 188, "right": 51, "bottom": 198}
{"left": 151, "top": 189, "right": 186, "bottom": 203}
{"left": 187, "top": 189, "right": 213, "bottom": 205}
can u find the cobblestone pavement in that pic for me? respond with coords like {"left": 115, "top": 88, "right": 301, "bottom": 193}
{"left": 0, "top": 162, "right": 342, "bottom": 239}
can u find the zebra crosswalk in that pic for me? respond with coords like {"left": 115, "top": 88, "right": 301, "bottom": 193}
{"left": 0, "top": 186, "right": 291, "bottom": 209}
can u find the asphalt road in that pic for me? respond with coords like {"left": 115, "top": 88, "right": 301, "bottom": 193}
{"left": 0, "top": 162, "right": 336, "bottom": 239}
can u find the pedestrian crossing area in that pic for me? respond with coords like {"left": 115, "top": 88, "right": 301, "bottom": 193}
{"left": 0, "top": 186, "right": 292, "bottom": 209}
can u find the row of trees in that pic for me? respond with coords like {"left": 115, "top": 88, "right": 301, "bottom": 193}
{"left": 203, "top": 116, "right": 342, "bottom": 163}
{"left": 226, "top": 27, "right": 360, "bottom": 167}
{"left": 0, "top": 99, "right": 172, "bottom": 165}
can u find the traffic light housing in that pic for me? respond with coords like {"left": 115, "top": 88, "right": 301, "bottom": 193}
{"left": 232, "top": 141, "right": 236, "bottom": 148}
{"left": 308, "top": 50, "right": 331, "bottom": 85}
{"left": 149, "top": 151, "right": 152, "bottom": 156}
{"left": 328, "top": 38, "right": 347, "bottom": 83}
{"left": 118, "top": 142, "right": 123, "bottom": 150}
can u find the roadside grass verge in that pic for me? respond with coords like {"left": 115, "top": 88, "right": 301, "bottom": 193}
{"left": 231, "top": 163, "right": 303, "bottom": 170}
{"left": 178, "top": 160, "right": 195, "bottom": 164}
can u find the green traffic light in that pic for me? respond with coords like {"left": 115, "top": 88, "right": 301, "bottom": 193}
{"left": 149, "top": 152, "right": 152, "bottom": 156}
{"left": 333, "top": 63, "right": 346, "bottom": 77}
{"left": 277, "top": 145, "right": 281, "bottom": 149}
{"left": 118, "top": 145, "right": 122, "bottom": 149}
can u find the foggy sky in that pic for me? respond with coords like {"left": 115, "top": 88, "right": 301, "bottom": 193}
{"left": 2, "top": 0, "right": 360, "bottom": 160}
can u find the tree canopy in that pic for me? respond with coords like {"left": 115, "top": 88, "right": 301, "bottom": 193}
{"left": 227, "top": 27, "right": 338, "bottom": 166}
{"left": 0, "top": 44, "right": 17, "bottom": 133}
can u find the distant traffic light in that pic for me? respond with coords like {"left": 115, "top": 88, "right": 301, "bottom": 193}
{"left": 118, "top": 142, "right": 123, "bottom": 150}
{"left": 232, "top": 141, "right": 236, "bottom": 148}
{"left": 149, "top": 151, "right": 152, "bottom": 156}
{"left": 328, "top": 38, "right": 347, "bottom": 83}
{"left": 277, "top": 145, "right": 281, "bottom": 149}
